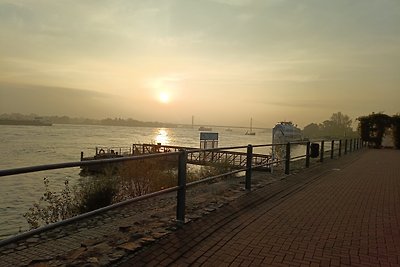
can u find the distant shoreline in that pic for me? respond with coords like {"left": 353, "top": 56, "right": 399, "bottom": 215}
{"left": 0, "top": 119, "right": 52, "bottom": 126}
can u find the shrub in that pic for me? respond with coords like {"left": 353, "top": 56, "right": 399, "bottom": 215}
{"left": 392, "top": 115, "right": 400, "bottom": 149}
{"left": 76, "top": 171, "right": 118, "bottom": 213}
{"left": 24, "top": 178, "right": 79, "bottom": 229}
{"left": 24, "top": 172, "right": 118, "bottom": 229}
{"left": 115, "top": 155, "right": 177, "bottom": 201}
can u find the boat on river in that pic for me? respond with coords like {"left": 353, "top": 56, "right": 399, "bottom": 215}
{"left": 272, "top": 121, "right": 302, "bottom": 144}
{"left": 198, "top": 126, "right": 212, "bottom": 131}
{"left": 245, "top": 118, "right": 256, "bottom": 135}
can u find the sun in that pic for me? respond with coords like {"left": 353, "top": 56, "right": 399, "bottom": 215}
{"left": 159, "top": 92, "right": 170, "bottom": 103}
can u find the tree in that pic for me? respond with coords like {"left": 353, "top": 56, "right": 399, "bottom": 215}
{"left": 302, "top": 112, "right": 356, "bottom": 139}
{"left": 302, "top": 123, "right": 320, "bottom": 138}
{"left": 320, "top": 112, "right": 353, "bottom": 137}
{"left": 357, "top": 113, "right": 393, "bottom": 148}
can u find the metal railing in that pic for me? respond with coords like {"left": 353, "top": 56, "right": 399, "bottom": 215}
{"left": 0, "top": 138, "right": 364, "bottom": 246}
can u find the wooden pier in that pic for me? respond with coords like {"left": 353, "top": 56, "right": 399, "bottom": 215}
{"left": 81, "top": 144, "right": 273, "bottom": 174}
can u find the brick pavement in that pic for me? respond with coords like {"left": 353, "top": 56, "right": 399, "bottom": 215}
{"left": 119, "top": 149, "right": 400, "bottom": 267}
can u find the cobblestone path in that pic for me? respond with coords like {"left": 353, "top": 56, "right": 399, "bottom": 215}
{"left": 119, "top": 149, "right": 400, "bottom": 267}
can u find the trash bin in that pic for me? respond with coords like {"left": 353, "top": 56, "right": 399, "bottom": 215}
{"left": 310, "top": 143, "right": 319, "bottom": 158}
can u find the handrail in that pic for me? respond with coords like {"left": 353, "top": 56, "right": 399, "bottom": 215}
{"left": 0, "top": 151, "right": 182, "bottom": 177}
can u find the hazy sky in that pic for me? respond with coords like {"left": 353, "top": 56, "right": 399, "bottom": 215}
{"left": 0, "top": 0, "right": 399, "bottom": 127}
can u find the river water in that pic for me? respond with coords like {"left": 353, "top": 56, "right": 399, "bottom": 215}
{"left": 0, "top": 124, "right": 287, "bottom": 240}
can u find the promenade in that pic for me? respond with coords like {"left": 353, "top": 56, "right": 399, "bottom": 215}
{"left": 119, "top": 149, "right": 400, "bottom": 266}
{"left": 1, "top": 148, "right": 399, "bottom": 266}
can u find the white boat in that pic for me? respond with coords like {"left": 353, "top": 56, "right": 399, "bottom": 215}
{"left": 198, "top": 126, "right": 212, "bottom": 131}
{"left": 245, "top": 118, "right": 256, "bottom": 135}
{"left": 272, "top": 121, "right": 302, "bottom": 144}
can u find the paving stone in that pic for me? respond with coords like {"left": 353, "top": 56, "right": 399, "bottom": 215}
{"left": 122, "top": 149, "right": 400, "bottom": 266}
{"left": 2, "top": 148, "right": 397, "bottom": 267}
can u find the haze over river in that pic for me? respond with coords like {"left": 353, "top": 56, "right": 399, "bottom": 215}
{"left": 0, "top": 124, "right": 282, "bottom": 240}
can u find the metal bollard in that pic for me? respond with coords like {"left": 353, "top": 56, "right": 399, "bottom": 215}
{"left": 245, "top": 144, "right": 253, "bottom": 191}
{"left": 285, "top": 142, "right": 291, "bottom": 174}
{"left": 320, "top": 141, "right": 324, "bottom": 162}
{"left": 176, "top": 150, "right": 187, "bottom": 223}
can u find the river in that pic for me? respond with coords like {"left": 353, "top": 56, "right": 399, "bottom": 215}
{"left": 0, "top": 123, "right": 286, "bottom": 240}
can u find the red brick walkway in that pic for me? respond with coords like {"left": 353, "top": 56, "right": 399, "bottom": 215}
{"left": 119, "top": 149, "right": 400, "bottom": 266}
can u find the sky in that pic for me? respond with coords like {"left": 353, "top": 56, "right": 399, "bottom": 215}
{"left": 0, "top": 0, "right": 399, "bottom": 128}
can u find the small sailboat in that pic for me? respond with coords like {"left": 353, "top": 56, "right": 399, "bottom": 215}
{"left": 245, "top": 118, "right": 256, "bottom": 135}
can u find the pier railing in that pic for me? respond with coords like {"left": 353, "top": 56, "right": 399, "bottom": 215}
{"left": 0, "top": 138, "right": 364, "bottom": 246}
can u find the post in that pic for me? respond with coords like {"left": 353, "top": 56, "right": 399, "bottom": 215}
{"left": 305, "top": 141, "right": 310, "bottom": 168}
{"left": 285, "top": 142, "right": 291, "bottom": 175}
{"left": 344, "top": 139, "right": 348, "bottom": 154}
{"left": 353, "top": 138, "right": 356, "bottom": 151}
{"left": 320, "top": 141, "right": 324, "bottom": 162}
{"left": 338, "top": 140, "right": 342, "bottom": 157}
{"left": 349, "top": 139, "right": 353, "bottom": 153}
{"left": 245, "top": 144, "right": 253, "bottom": 190}
{"left": 95, "top": 147, "right": 98, "bottom": 155}
{"left": 176, "top": 150, "right": 187, "bottom": 223}
{"left": 80, "top": 151, "right": 84, "bottom": 161}
{"left": 330, "top": 140, "right": 334, "bottom": 159}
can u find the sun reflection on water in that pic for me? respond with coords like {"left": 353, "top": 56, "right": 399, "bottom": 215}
{"left": 155, "top": 128, "right": 169, "bottom": 145}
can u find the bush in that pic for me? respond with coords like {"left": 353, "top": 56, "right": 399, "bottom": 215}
{"left": 24, "top": 172, "right": 118, "bottom": 229}
{"left": 115, "top": 156, "right": 177, "bottom": 201}
{"left": 392, "top": 115, "right": 400, "bottom": 149}
{"left": 76, "top": 171, "right": 118, "bottom": 213}
{"left": 24, "top": 178, "right": 79, "bottom": 229}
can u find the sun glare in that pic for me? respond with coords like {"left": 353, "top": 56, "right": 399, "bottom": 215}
{"left": 159, "top": 92, "right": 170, "bottom": 103}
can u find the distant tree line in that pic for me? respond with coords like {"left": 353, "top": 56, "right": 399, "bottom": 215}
{"left": 0, "top": 113, "right": 177, "bottom": 128}
{"left": 302, "top": 112, "right": 358, "bottom": 139}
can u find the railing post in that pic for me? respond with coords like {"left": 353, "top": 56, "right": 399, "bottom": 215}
{"left": 305, "top": 141, "right": 310, "bottom": 168}
{"left": 344, "top": 139, "right": 348, "bottom": 154}
{"left": 176, "top": 150, "right": 187, "bottom": 223}
{"left": 320, "top": 141, "right": 324, "bottom": 162}
{"left": 330, "top": 140, "right": 334, "bottom": 159}
{"left": 285, "top": 142, "right": 291, "bottom": 175}
{"left": 245, "top": 144, "right": 253, "bottom": 190}
{"left": 338, "top": 140, "right": 342, "bottom": 157}
{"left": 349, "top": 139, "right": 353, "bottom": 153}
